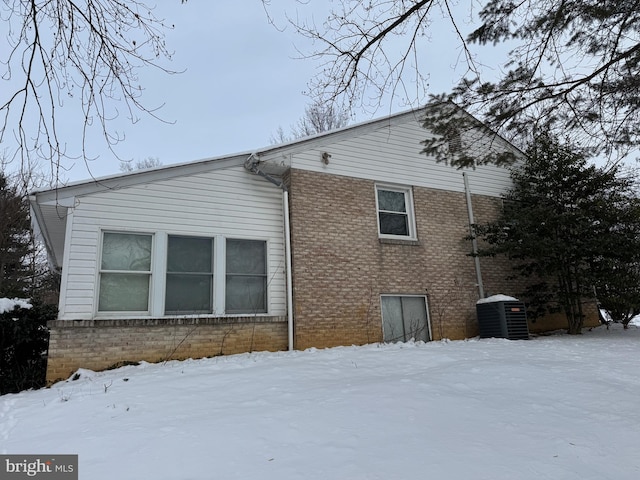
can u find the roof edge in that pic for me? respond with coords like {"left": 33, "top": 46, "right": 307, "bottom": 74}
{"left": 31, "top": 154, "right": 250, "bottom": 202}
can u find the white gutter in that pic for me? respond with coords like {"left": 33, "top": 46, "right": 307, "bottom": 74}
{"left": 463, "top": 172, "right": 485, "bottom": 299}
{"left": 245, "top": 154, "right": 295, "bottom": 351}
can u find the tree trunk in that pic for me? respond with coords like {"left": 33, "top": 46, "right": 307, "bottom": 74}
{"left": 561, "top": 270, "right": 584, "bottom": 335}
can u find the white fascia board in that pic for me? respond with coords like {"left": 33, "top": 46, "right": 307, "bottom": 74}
{"left": 30, "top": 154, "right": 250, "bottom": 203}
{"left": 29, "top": 198, "right": 67, "bottom": 269}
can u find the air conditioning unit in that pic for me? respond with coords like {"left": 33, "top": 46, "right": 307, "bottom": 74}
{"left": 476, "top": 296, "right": 529, "bottom": 340}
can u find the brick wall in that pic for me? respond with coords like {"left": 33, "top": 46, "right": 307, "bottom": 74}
{"left": 288, "top": 169, "right": 598, "bottom": 348}
{"left": 46, "top": 316, "right": 287, "bottom": 383}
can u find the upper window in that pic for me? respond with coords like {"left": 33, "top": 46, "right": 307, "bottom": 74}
{"left": 165, "top": 236, "right": 214, "bottom": 314}
{"left": 99, "top": 232, "right": 152, "bottom": 312}
{"left": 225, "top": 239, "right": 267, "bottom": 314}
{"left": 375, "top": 185, "right": 416, "bottom": 239}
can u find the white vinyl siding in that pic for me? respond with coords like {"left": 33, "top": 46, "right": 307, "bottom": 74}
{"left": 58, "top": 166, "right": 286, "bottom": 320}
{"left": 275, "top": 112, "right": 516, "bottom": 197}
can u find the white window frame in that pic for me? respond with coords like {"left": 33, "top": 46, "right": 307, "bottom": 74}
{"left": 375, "top": 184, "right": 417, "bottom": 240}
{"left": 96, "top": 231, "right": 271, "bottom": 317}
{"left": 224, "top": 238, "right": 268, "bottom": 315}
{"left": 380, "top": 294, "right": 432, "bottom": 343}
{"left": 164, "top": 234, "right": 216, "bottom": 315}
{"left": 96, "top": 230, "right": 154, "bottom": 315}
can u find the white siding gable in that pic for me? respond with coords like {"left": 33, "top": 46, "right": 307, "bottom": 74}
{"left": 261, "top": 111, "right": 516, "bottom": 197}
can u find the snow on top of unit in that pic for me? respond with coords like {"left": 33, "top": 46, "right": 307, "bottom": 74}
{"left": 0, "top": 298, "right": 32, "bottom": 314}
{"left": 476, "top": 294, "right": 519, "bottom": 304}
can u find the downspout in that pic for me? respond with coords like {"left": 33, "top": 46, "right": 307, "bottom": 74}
{"left": 463, "top": 172, "right": 485, "bottom": 299}
{"left": 245, "top": 154, "right": 295, "bottom": 351}
{"left": 282, "top": 190, "right": 294, "bottom": 351}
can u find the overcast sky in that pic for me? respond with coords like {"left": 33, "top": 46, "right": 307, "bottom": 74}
{"left": 2, "top": 1, "right": 499, "bottom": 183}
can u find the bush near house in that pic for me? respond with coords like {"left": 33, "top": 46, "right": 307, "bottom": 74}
{"left": 0, "top": 302, "right": 56, "bottom": 394}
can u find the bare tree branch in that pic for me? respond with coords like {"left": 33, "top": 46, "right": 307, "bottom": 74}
{"left": 1, "top": 0, "right": 181, "bottom": 183}
{"left": 279, "top": 0, "right": 640, "bottom": 167}
{"left": 270, "top": 101, "right": 351, "bottom": 143}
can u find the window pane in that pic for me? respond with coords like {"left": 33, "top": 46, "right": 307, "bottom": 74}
{"left": 226, "top": 239, "right": 266, "bottom": 274}
{"left": 101, "top": 233, "right": 151, "bottom": 271}
{"left": 225, "top": 239, "right": 267, "bottom": 314}
{"left": 165, "top": 274, "right": 212, "bottom": 313}
{"left": 381, "top": 296, "right": 429, "bottom": 342}
{"left": 401, "top": 297, "right": 430, "bottom": 342}
{"left": 99, "top": 273, "right": 150, "bottom": 311}
{"left": 378, "top": 190, "right": 406, "bottom": 213}
{"left": 381, "top": 296, "right": 404, "bottom": 342}
{"left": 226, "top": 275, "right": 267, "bottom": 313}
{"left": 379, "top": 212, "right": 409, "bottom": 236}
{"left": 167, "top": 236, "right": 213, "bottom": 273}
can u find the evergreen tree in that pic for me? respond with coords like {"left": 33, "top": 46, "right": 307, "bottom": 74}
{"left": 0, "top": 171, "right": 58, "bottom": 393}
{"left": 591, "top": 206, "right": 640, "bottom": 328}
{"left": 0, "top": 172, "right": 33, "bottom": 297}
{"left": 0, "top": 301, "right": 55, "bottom": 394}
{"left": 474, "top": 133, "right": 640, "bottom": 334}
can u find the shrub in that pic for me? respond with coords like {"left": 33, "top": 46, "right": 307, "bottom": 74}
{"left": 0, "top": 302, "right": 57, "bottom": 394}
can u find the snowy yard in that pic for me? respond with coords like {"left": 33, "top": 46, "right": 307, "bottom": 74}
{"left": 1, "top": 324, "right": 639, "bottom": 480}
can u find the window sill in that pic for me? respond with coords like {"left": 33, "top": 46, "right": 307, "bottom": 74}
{"left": 378, "top": 238, "right": 421, "bottom": 246}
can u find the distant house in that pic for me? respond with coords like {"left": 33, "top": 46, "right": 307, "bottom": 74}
{"left": 30, "top": 107, "right": 598, "bottom": 382}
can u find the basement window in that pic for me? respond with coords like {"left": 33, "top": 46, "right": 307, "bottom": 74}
{"left": 381, "top": 295, "right": 431, "bottom": 343}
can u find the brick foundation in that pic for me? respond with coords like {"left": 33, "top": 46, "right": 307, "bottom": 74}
{"left": 46, "top": 316, "right": 288, "bottom": 383}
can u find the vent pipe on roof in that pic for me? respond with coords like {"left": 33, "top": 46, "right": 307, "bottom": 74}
{"left": 463, "top": 172, "right": 485, "bottom": 299}
{"left": 244, "top": 153, "right": 286, "bottom": 190}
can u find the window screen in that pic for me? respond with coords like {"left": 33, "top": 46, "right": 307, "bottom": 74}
{"left": 99, "top": 232, "right": 152, "bottom": 312}
{"left": 225, "top": 239, "right": 267, "bottom": 314}
{"left": 165, "top": 236, "right": 214, "bottom": 314}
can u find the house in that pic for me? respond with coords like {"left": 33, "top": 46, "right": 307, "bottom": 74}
{"left": 30, "top": 107, "right": 599, "bottom": 382}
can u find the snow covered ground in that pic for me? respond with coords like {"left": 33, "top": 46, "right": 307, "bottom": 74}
{"left": 1, "top": 324, "right": 639, "bottom": 480}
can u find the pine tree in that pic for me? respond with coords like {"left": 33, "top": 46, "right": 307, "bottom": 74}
{"left": 0, "top": 172, "right": 34, "bottom": 297}
{"left": 474, "top": 133, "right": 640, "bottom": 334}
